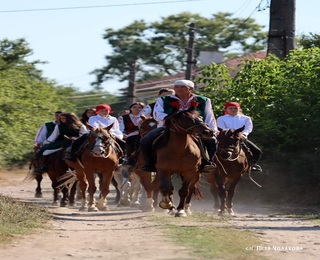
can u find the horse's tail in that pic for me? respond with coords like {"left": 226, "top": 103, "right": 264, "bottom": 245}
{"left": 193, "top": 184, "right": 204, "bottom": 200}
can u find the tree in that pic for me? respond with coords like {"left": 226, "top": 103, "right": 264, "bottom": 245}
{"left": 0, "top": 38, "right": 74, "bottom": 166}
{"left": 298, "top": 33, "right": 320, "bottom": 48}
{"left": 196, "top": 47, "right": 320, "bottom": 180}
{"left": 91, "top": 12, "right": 267, "bottom": 104}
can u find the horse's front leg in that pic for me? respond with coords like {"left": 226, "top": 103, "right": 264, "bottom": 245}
{"left": 225, "top": 178, "right": 240, "bottom": 216}
{"left": 96, "top": 172, "right": 113, "bottom": 211}
{"left": 87, "top": 173, "right": 98, "bottom": 212}
{"left": 76, "top": 170, "right": 88, "bottom": 211}
{"left": 136, "top": 170, "right": 154, "bottom": 211}
{"left": 159, "top": 172, "right": 174, "bottom": 210}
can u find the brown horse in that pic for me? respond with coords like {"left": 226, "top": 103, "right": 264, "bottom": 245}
{"left": 130, "top": 115, "right": 160, "bottom": 211}
{"left": 154, "top": 106, "right": 214, "bottom": 217}
{"left": 207, "top": 126, "right": 260, "bottom": 216}
{"left": 27, "top": 149, "right": 77, "bottom": 207}
{"left": 65, "top": 124, "right": 119, "bottom": 211}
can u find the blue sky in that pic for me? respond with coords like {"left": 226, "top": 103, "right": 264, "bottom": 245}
{"left": 1, "top": 0, "right": 318, "bottom": 94}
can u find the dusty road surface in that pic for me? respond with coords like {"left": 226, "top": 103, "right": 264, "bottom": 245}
{"left": 0, "top": 168, "right": 320, "bottom": 260}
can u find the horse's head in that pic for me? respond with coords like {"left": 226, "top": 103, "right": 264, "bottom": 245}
{"left": 87, "top": 124, "right": 114, "bottom": 157}
{"left": 216, "top": 126, "right": 245, "bottom": 160}
{"left": 165, "top": 106, "right": 214, "bottom": 139}
{"left": 139, "top": 115, "right": 158, "bottom": 137}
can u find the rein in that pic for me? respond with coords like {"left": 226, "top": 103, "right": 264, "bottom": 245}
{"left": 170, "top": 119, "right": 206, "bottom": 135}
{"left": 89, "top": 134, "right": 116, "bottom": 158}
{"left": 216, "top": 141, "right": 241, "bottom": 161}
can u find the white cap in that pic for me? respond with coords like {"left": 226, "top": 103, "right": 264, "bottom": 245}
{"left": 174, "top": 79, "right": 194, "bottom": 88}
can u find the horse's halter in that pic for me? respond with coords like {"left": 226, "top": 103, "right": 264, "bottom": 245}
{"left": 89, "top": 130, "right": 114, "bottom": 158}
{"left": 217, "top": 130, "right": 242, "bottom": 161}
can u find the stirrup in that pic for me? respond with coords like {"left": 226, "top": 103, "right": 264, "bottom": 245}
{"left": 251, "top": 164, "right": 262, "bottom": 172}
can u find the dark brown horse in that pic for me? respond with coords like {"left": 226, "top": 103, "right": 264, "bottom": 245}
{"left": 65, "top": 124, "right": 119, "bottom": 211}
{"left": 154, "top": 106, "right": 214, "bottom": 217}
{"left": 131, "top": 115, "right": 160, "bottom": 211}
{"left": 27, "top": 149, "right": 77, "bottom": 207}
{"left": 207, "top": 126, "right": 260, "bottom": 216}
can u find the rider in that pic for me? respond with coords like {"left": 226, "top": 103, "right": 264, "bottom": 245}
{"left": 217, "top": 101, "right": 263, "bottom": 172}
{"left": 118, "top": 102, "right": 145, "bottom": 166}
{"left": 34, "top": 112, "right": 87, "bottom": 174}
{"left": 141, "top": 88, "right": 175, "bottom": 118}
{"left": 65, "top": 104, "right": 126, "bottom": 163}
{"left": 34, "top": 111, "right": 62, "bottom": 151}
{"left": 139, "top": 79, "right": 219, "bottom": 173}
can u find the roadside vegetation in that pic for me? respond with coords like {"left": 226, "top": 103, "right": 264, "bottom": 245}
{"left": 0, "top": 195, "right": 52, "bottom": 245}
{"left": 151, "top": 212, "right": 265, "bottom": 259}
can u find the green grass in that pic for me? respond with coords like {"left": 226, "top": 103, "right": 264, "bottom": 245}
{"left": 0, "top": 195, "right": 52, "bottom": 244}
{"left": 150, "top": 212, "right": 267, "bottom": 260}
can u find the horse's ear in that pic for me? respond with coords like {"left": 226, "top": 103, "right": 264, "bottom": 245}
{"left": 105, "top": 122, "right": 114, "bottom": 131}
{"left": 86, "top": 123, "right": 94, "bottom": 131}
{"left": 234, "top": 125, "right": 245, "bottom": 135}
{"left": 218, "top": 127, "right": 223, "bottom": 132}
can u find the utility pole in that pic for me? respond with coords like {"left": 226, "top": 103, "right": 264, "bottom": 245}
{"left": 267, "top": 0, "right": 296, "bottom": 59}
{"left": 126, "top": 61, "right": 136, "bottom": 107}
{"left": 185, "top": 22, "right": 195, "bottom": 80}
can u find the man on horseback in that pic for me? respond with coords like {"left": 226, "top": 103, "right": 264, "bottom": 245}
{"left": 139, "top": 79, "right": 218, "bottom": 173}
{"left": 34, "top": 112, "right": 87, "bottom": 174}
{"left": 34, "top": 111, "right": 62, "bottom": 151}
{"left": 141, "top": 88, "right": 175, "bottom": 118}
{"left": 217, "top": 101, "right": 263, "bottom": 171}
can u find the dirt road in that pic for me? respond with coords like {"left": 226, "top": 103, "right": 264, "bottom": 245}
{"left": 0, "top": 168, "right": 319, "bottom": 260}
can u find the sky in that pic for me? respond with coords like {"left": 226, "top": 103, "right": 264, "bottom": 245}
{"left": 1, "top": 0, "right": 318, "bottom": 94}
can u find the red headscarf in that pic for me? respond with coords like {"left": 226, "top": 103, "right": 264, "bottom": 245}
{"left": 95, "top": 104, "right": 114, "bottom": 114}
{"left": 224, "top": 102, "right": 240, "bottom": 114}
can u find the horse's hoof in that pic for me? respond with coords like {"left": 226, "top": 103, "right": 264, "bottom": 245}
{"left": 60, "top": 202, "right": 68, "bottom": 207}
{"left": 88, "top": 206, "right": 98, "bottom": 212}
{"left": 35, "top": 193, "right": 43, "bottom": 198}
{"left": 175, "top": 210, "right": 187, "bottom": 218}
{"left": 159, "top": 201, "right": 173, "bottom": 209}
{"left": 120, "top": 199, "right": 131, "bottom": 207}
{"left": 167, "top": 208, "right": 177, "bottom": 215}
{"left": 227, "top": 208, "right": 235, "bottom": 216}
{"left": 97, "top": 206, "right": 109, "bottom": 211}
{"left": 52, "top": 201, "right": 59, "bottom": 206}
{"left": 79, "top": 206, "right": 88, "bottom": 211}
{"left": 131, "top": 201, "right": 140, "bottom": 208}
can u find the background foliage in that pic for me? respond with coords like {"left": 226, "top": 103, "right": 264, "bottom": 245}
{"left": 197, "top": 47, "right": 320, "bottom": 194}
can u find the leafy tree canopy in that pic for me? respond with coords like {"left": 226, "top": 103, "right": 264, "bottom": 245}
{"left": 91, "top": 12, "right": 267, "bottom": 89}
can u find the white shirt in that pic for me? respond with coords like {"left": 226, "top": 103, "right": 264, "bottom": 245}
{"left": 118, "top": 113, "right": 142, "bottom": 138}
{"left": 34, "top": 120, "right": 57, "bottom": 145}
{"left": 88, "top": 114, "right": 123, "bottom": 140}
{"left": 153, "top": 94, "right": 218, "bottom": 131}
{"left": 217, "top": 114, "right": 253, "bottom": 137}
{"left": 47, "top": 124, "right": 87, "bottom": 143}
{"left": 140, "top": 104, "right": 153, "bottom": 118}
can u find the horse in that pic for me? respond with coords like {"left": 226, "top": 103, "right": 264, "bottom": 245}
{"left": 154, "top": 106, "right": 215, "bottom": 217}
{"left": 64, "top": 124, "right": 119, "bottom": 212}
{"left": 207, "top": 126, "right": 260, "bottom": 216}
{"left": 130, "top": 115, "right": 160, "bottom": 211}
{"left": 27, "top": 149, "right": 77, "bottom": 207}
{"left": 116, "top": 115, "right": 160, "bottom": 210}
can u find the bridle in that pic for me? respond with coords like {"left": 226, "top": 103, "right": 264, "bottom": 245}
{"left": 89, "top": 130, "right": 115, "bottom": 158}
{"left": 216, "top": 135, "right": 241, "bottom": 161}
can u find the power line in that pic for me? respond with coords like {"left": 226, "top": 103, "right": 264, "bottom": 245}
{"left": 0, "top": 0, "right": 204, "bottom": 13}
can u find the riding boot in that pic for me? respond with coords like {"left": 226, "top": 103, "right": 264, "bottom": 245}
{"left": 138, "top": 143, "right": 156, "bottom": 172}
{"left": 201, "top": 137, "right": 217, "bottom": 173}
